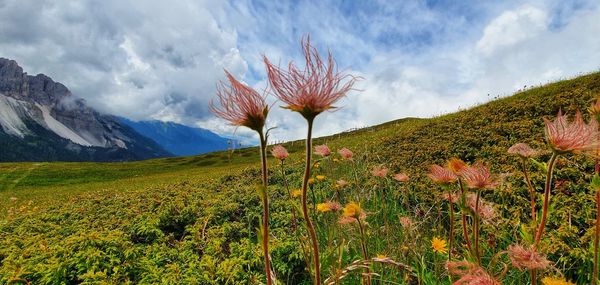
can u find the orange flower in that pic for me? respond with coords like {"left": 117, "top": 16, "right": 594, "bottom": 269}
{"left": 210, "top": 70, "right": 268, "bottom": 132}
{"left": 447, "top": 158, "right": 467, "bottom": 174}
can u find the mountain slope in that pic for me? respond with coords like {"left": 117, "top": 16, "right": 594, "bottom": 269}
{"left": 119, "top": 118, "right": 234, "bottom": 156}
{"left": 0, "top": 58, "right": 171, "bottom": 161}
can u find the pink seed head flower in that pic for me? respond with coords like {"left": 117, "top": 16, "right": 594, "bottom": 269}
{"left": 508, "top": 143, "right": 539, "bottom": 158}
{"left": 399, "top": 216, "right": 413, "bottom": 229}
{"left": 428, "top": 165, "right": 458, "bottom": 184}
{"left": 393, "top": 173, "right": 410, "bottom": 182}
{"left": 210, "top": 70, "right": 268, "bottom": 132}
{"left": 271, "top": 145, "right": 289, "bottom": 160}
{"left": 314, "top": 144, "right": 331, "bottom": 157}
{"left": 507, "top": 244, "right": 550, "bottom": 271}
{"left": 466, "top": 193, "right": 497, "bottom": 224}
{"left": 544, "top": 110, "right": 598, "bottom": 154}
{"left": 263, "top": 35, "right": 358, "bottom": 120}
{"left": 371, "top": 165, "right": 389, "bottom": 178}
{"left": 461, "top": 162, "right": 498, "bottom": 190}
{"left": 446, "top": 261, "right": 500, "bottom": 285}
{"left": 441, "top": 192, "right": 460, "bottom": 204}
{"left": 338, "top": 147, "right": 353, "bottom": 160}
{"left": 336, "top": 179, "right": 349, "bottom": 188}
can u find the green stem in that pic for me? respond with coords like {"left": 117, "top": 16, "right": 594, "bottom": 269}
{"left": 357, "top": 218, "right": 372, "bottom": 285}
{"left": 533, "top": 153, "right": 558, "bottom": 250}
{"left": 302, "top": 119, "right": 321, "bottom": 285}
{"left": 448, "top": 187, "right": 454, "bottom": 261}
{"left": 474, "top": 189, "right": 481, "bottom": 265}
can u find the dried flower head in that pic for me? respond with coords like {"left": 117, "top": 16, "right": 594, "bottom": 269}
{"left": 264, "top": 35, "right": 358, "bottom": 120}
{"left": 461, "top": 162, "right": 498, "bottom": 190}
{"left": 428, "top": 165, "right": 458, "bottom": 184}
{"left": 446, "top": 261, "right": 500, "bottom": 285}
{"left": 393, "top": 173, "right": 410, "bottom": 182}
{"left": 338, "top": 147, "right": 353, "bottom": 160}
{"left": 447, "top": 158, "right": 468, "bottom": 174}
{"left": 508, "top": 143, "right": 539, "bottom": 158}
{"left": 431, "top": 237, "right": 447, "bottom": 254}
{"left": 210, "top": 70, "right": 268, "bottom": 132}
{"left": 371, "top": 165, "right": 389, "bottom": 178}
{"left": 399, "top": 216, "right": 413, "bottom": 229}
{"left": 440, "top": 192, "right": 460, "bottom": 203}
{"left": 466, "top": 193, "right": 498, "bottom": 224}
{"left": 271, "top": 145, "right": 289, "bottom": 160}
{"left": 335, "top": 179, "right": 349, "bottom": 188}
{"left": 507, "top": 244, "right": 550, "bottom": 271}
{"left": 544, "top": 110, "right": 598, "bottom": 154}
{"left": 314, "top": 144, "right": 331, "bottom": 157}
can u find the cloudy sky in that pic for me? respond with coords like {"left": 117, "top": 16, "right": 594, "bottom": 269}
{"left": 1, "top": 0, "right": 599, "bottom": 144}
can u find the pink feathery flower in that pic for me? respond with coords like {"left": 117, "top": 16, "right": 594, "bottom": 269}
{"left": 210, "top": 70, "right": 268, "bottom": 132}
{"left": 461, "top": 162, "right": 498, "bottom": 190}
{"left": 393, "top": 173, "right": 410, "bottom": 182}
{"left": 544, "top": 110, "right": 598, "bottom": 154}
{"left": 371, "top": 165, "right": 389, "bottom": 178}
{"left": 338, "top": 211, "right": 367, "bottom": 225}
{"left": 507, "top": 244, "right": 550, "bottom": 271}
{"left": 428, "top": 165, "right": 458, "bottom": 184}
{"left": 446, "top": 261, "right": 500, "bottom": 285}
{"left": 338, "top": 147, "right": 353, "bottom": 160}
{"left": 336, "top": 179, "right": 349, "bottom": 188}
{"left": 263, "top": 35, "right": 358, "bottom": 120}
{"left": 466, "top": 193, "right": 497, "bottom": 224}
{"left": 314, "top": 144, "right": 331, "bottom": 157}
{"left": 399, "top": 216, "right": 413, "bottom": 229}
{"left": 508, "top": 143, "right": 539, "bottom": 158}
{"left": 441, "top": 192, "right": 460, "bottom": 204}
{"left": 271, "top": 145, "right": 289, "bottom": 160}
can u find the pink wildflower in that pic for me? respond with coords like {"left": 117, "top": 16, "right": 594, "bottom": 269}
{"left": 428, "top": 165, "right": 458, "bottom": 184}
{"left": 446, "top": 261, "right": 499, "bottom": 285}
{"left": 210, "top": 70, "right": 268, "bottom": 132}
{"left": 271, "top": 145, "right": 289, "bottom": 160}
{"left": 544, "top": 110, "right": 598, "bottom": 154}
{"left": 508, "top": 143, "right": 539, "bottom": 158}
{"left": 507, "top": 244, "right": 550, "bottom": 271}
{"left": 336, "top": 179, "right": 349, "bottom": 188}
{"left": 461, "top": 162, "right": 498, "bottom": 190}
{"left": 338, "top": 147, "right": 353, "bottom": 160}
{"left": 466, "top": 193, "right": 497, "bottom": 224}
{"left": 393, "top": 173, "right": 410, "bottom": 182}
{"left": 371, "top": 165, "right": 389, "bottom": 178}
{"left": 399, "top": 216, "right": 413, "bottom": 229}
{"left": 314, "top": 144, "right": 331, "bottom": 157}
{"left": 264, "top": 35, "right": 357, "bottom": 120}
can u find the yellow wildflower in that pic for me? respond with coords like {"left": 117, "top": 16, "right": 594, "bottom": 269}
{"left": 308, "top": 178, "right": 315, "bottom": 185}
{"left": 292, "top": 189, "right": 302, "bottom": 198}
{"left": 342, "top": 202, "right": 361, "bottom": 218}
{"left": 314, "top": 162, "right": 320, "bottom": 168}
{"left": 316, "top": 175, "right": 326, "bottom": 181}
{"left": 317, "top": 203, "right": 330, "bottom": 213}
{"left": 431, "top": 237, "right": 447, "bottom": 254}
{"left": 541, "top": 277, "right": 575, "bottom": 285}
{"left": 333, "top": 158, "right": 339, "bottom": 163}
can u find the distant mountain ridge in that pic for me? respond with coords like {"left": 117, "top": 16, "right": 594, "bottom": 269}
{"left": 119, "top": 118, "right": 235, "bottom": 156}
{"left": 0, "top": 58, "right": 171, "bottom": 161}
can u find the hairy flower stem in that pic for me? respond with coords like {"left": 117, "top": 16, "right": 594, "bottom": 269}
{"left": 302, "top": 119, "right": 321, "bottom": 285}
{"left": 447, "top": 186, "right": 454, "bottom": 261}
{"left": 457, "top": 179, "right": 473, "bottom": 255}
{"left": 594, "top": 159, "right": 599, "bottom": 285}
{"left": 357, "top": 218, "right": 372, "bottom": 285}
{"left": 534, "top": 153, "right": 558, "bottom": 250}
{"left": 258, "top": 131, "right": 273, "bottom": 285}
{"left": 474, "top": 189, "right": 481, "bottom": 265}
{"left": 521, "top": 159, "right": 536, "bottom": 223}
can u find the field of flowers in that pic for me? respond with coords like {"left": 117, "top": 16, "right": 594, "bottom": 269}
{"left": 2, "top": 38, "right": 600, "bottom": 284}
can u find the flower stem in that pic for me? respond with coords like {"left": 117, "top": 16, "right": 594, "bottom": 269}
{"left": 302, "top": 119, "right": 321, "bottom": 285}
{"left": 448, "top": 187, "right": 454, "bottom": 261}
{"left": 457, "top": 179, "right": 473, "bottom": 255}
{"left": 258, "top": 131, "right": 272, "bottom": 285}
{"left": 357, "top": 218, "right": 372, "bottom": 285}
{"left": 594, "top": 158, "right": 599, "bottom": 285}
{"left": 474, "top": 189, "right": 481, "bottom": 265}
{"left": 534, "top": 153, "right": 558, "bottom": 250}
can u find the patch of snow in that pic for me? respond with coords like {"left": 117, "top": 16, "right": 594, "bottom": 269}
{"left": 0, "top": 95, "right": 29, "bottom": 138}
{"left": 36, "top": 103, "right": 93, "bottom": 147}
{"left": 114, "top": 139, "right": 127, "bottom": 149}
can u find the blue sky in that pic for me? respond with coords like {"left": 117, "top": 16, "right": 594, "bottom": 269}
{"left": 0, "top": 0, "right": 599, "bottom": 143}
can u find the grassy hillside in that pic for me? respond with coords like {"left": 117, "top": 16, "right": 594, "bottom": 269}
{"left": 1, "top": 72, "right": 600, "bottom": 284}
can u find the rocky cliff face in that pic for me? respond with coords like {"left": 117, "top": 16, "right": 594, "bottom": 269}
{"left": 0, "top": 58, "right": 171, "bottom": 161}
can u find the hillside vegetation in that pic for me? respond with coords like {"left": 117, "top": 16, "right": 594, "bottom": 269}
{"left": 1, "top": 72, "right": 600, "bottom": 284}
